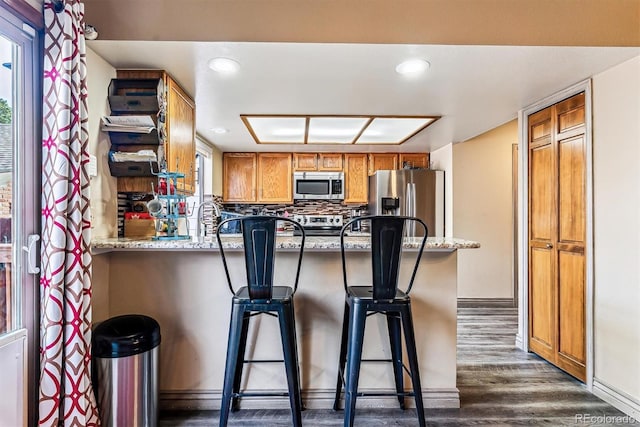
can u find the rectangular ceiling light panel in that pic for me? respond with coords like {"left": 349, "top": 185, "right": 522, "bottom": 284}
{"left": 243, "top": 116, "right": 306, "bottom": 143}
{"left": 307, "top": 117, "right": 370, "bottom": 143}
{"left": 241, "top": 115, "right": 439, "bottom": 145}
{"left": 356, "top": 117, "right": 436, "bottom": 144}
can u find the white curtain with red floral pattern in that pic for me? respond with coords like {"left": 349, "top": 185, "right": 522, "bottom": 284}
{"left": 39, "top": 0, "right": 99, "bottom": 425}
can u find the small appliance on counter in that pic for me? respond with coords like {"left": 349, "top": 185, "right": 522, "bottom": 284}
{"left": 217, "top": 211, "right": 244, "bottom": 234}
{"left": 292, "top": 214, "right": 343, "bottom": 236}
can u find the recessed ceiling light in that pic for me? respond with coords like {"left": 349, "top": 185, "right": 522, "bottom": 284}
{"left": 395, "top": 59, "right": 430, "bottom": 75}
{"left": 211, "top": 127, "right": 229, "bottom": 134}
{"left": 208, "top": 57, "right": 240, "bottom": 74}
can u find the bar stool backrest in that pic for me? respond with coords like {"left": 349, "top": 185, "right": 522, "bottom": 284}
{"left": 216, "top": 216, "right": 305, "bottom": 300}
{"left": 341, "top": 216, "right": 428, "bottom": 300}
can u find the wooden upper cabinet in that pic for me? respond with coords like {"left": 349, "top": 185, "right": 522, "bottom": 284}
{"left": 344, "top": 153, "right": 368, "bottom": 204}
{"left": 257, "top": 153, "right": 292, "bottom": 203}
{"left": 399, "top": 153, "right": 429, "bottom": 169}
{"left": 293, "top": 153, "right": 317, "bottom": 171}
{"left": 368, "top": 153, "right": 398, "bottom": 175}
{"left": 223, "top": 153, "right": 257, "bottom": 202}
{"left": 293, "top": 153, "right": 343, "bottom": 171}
{"left": 318, "top": 153, "right": 343, "bottom": 171}
{"left": 165, "top": 76, "right": 196, "bottom": 194}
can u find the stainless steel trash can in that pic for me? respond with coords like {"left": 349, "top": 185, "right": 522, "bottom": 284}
{"left": 93, "top": 314, "right": 161, "bottom": 427}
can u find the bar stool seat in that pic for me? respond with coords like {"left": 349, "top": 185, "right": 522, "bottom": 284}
{"left": 216, "top": 216, "right": 306, "bottom": 427}
{"left": 333, "top": 215, "right": 428, "bottom": 427}
{"left": 233, "top": 286, "right": 294, "bottom": 301}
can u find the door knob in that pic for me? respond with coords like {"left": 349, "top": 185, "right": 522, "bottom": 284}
{"left": 546, "top": 243, "right": 553, "bottom": 249}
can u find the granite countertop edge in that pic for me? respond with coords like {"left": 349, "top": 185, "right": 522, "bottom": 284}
{"left": 91, "top": 236, "right": 480, "bottom": 252}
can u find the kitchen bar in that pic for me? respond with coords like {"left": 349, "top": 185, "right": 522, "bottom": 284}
{"left": 91, "top": 236, "right": 479, "bottom": 410}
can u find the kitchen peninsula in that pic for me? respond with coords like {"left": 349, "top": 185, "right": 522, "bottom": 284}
{"left": 91, "top": 235, "right": 479, "bottom": 410}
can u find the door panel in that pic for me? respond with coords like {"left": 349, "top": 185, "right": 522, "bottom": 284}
{"left": 223, "top": 153, "right": 256, "bottom": 202}
{"left": 529, "top": 247, "right": 554, "bottom": 354}
{"left": 530, "top": 145, "right": 554, "bottom": 242}
{"left": 557, "top": 250, "right": 585, "bottom": 366}
{"left": 558, "top": 135, "right": 585, "bottom": 244}
{"left": 257, "top": 153, "right": 292, "bottom": 203}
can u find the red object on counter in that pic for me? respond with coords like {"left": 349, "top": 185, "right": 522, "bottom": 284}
{"left": 124, "top": 212, "right": 153, "bottom": 220}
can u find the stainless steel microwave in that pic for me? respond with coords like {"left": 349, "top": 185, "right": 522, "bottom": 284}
{"left": 293, "top": 172, "right": 344, "bottom": 200}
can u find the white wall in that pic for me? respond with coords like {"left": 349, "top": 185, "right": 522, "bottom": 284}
{"left": 454, "top": 120, "right": 517, "bottom": 299}
{"left": 86, "top": 47, "right": 116, "bottom": 322}
{"left": 592, "top": 56, "right": 640, "bottom": 417}
{"left": 429, "top": 144, "right": 453, "bottom": 237}
{"left": 86, "top": 47, "right": 117, "bottom": 238}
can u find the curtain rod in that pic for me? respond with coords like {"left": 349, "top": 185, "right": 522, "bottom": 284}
{"left": 53, "top": 0, "right": 65, "bottom": 13}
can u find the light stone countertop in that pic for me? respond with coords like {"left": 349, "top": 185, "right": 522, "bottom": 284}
{"left": 91, "top": 235, "right": 480, "bottom": 253}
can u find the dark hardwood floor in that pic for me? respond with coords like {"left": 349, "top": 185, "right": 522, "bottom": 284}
{"left": 160, "top": 307, "right": 629, "bottom": 426}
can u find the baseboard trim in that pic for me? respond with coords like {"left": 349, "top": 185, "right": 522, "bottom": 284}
{"left": 457, "top": 298, "right": 516, "bottom": 308}
{"left": 592, "top": 379, "right": 640, "bottom": 422}
{"left": 515, "top": 333, "right": 524, "bottom": 350}
{"left": 160, "top": 388, "right": 460, "bottom": 411}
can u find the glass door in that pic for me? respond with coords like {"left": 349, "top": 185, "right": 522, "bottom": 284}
{"left": 0, "top": 5, "right": 40, "bottom": 426}
{"left": 0, "top": 28, "right": 15, "bottom": 337}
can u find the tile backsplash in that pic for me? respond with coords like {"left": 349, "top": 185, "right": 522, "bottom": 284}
{"left": 223, "top": 200, "right": 368, "bottom": 219}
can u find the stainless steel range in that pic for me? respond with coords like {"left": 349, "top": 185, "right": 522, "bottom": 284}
{"left": 293, "top": 214, "right": 343, "bottom": 236}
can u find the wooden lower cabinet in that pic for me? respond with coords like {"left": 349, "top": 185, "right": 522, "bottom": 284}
{"left": 344, "top": 153, "right": 368, "bottom": 204}
{"left": 528, "top": 92, "right": 586, "bottom": 381}
{"left": 257, "top": 153, "right": 292, "bottom": 203}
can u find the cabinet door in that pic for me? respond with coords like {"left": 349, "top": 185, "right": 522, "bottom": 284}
{"left": 293, "top": 153, "right": 317, "bottom": 171}
{"left": 344, "top": 153, "right": 368, "bottom": 204}
{"left": 223, "top": 153, "right": 257, "bottom": 202}
{"left": 368, "top": 153, "right": 398, "bottom": 175}
{"left": 399, "top": 153, "right": 429, "bottom": 169}
{"left": 258, "top": 153, "right": 292, "bottom": 203}
{"left": 318, "top": 153, "right": 343, "bottom": 171}
{"left": 165, "top": 76, "right": 196, "bottom": 194}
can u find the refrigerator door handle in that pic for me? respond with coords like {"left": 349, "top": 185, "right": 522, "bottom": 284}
{"left": 411, "top": 183, "right": 417, "bottom": 217}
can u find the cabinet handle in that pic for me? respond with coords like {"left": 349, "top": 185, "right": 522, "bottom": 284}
{"left": 546, "top": 243, "right": 553, "bottom": 249}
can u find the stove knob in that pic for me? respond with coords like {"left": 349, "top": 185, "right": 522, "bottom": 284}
{"left": 329, "top": 218, "right": 334, "bottom": 223}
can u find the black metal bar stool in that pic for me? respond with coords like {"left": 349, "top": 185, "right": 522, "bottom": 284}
{"left": 333, "top": 215, "right": 428, "bottom": 427}
{"left": 216, "top": 216, "right": 306, "bottom": 427}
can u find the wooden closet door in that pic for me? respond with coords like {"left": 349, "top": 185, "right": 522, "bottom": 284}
{"left": 528, "top": 93, "right": 586, "bottom": 382}
{"left": 528, "top": 106, "right": 557, "bottom": 362}
{"left": 555, "top": 95, "right": 586, "bottom": 379}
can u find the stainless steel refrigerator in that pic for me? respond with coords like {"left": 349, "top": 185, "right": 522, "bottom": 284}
{"left": 368, "top": 169, "right": 445, "bottom": 237}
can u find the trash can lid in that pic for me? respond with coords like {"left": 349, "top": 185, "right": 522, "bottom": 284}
{"left": 93, "top": 314, "right": 161, "bottom": 358}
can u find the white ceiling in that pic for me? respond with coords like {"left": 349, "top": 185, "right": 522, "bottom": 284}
{"left": 87, "top": 41, "right": 639, "bottom": 153}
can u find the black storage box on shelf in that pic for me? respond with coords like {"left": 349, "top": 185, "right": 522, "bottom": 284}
{"left": 108, "top": 128, "right": 160, "bottom": 145}
{"left": 108, "top": 159, "right": 158, "bottom": 177}
{"left": 108, "top": 78, "right": 163, "bottom": 113}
